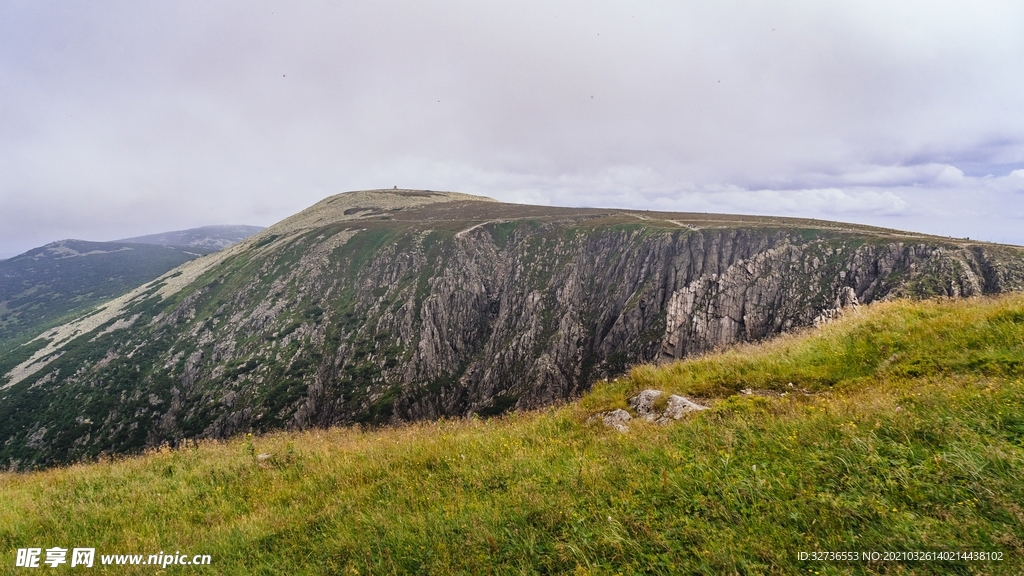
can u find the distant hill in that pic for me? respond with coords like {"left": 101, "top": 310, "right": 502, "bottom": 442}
{"left": 0, "top": 225, "right": 262, "bottom": 352}
{"left": 117, "top": 225, "right": 264, "bottom": 250}
{"left": 0, "top": 240, "right": 213, "bottom": 352}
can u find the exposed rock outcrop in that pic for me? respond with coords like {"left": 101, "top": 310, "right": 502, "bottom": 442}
{"left": 595, "top": 389, "right": 708, "bottom": 431}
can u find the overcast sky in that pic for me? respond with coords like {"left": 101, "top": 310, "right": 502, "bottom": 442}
{"left": 2, "top": 1, "right": 1023, "bottom": 258}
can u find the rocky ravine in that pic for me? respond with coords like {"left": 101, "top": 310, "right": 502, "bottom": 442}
{"left": 3, "top": 189, "right": 1023, "bottom": 469}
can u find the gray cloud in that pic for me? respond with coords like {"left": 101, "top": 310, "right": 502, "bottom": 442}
{"left": 2, "top": 0, "right": 1023, "bottom": 257}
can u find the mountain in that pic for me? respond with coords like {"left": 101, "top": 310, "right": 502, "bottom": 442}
{"left": 0, "top": 240, "right": 214, "bottom": 353}
{"left": 2, "top": 189, "right": 1023, "bottom": 469}
{"left": 117, "top": 224, "right": 265, "bottom": 250}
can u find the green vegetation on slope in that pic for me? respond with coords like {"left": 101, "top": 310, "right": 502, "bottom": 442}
{"left": 2, "top": 294, "right": 1023, "bottom": 574}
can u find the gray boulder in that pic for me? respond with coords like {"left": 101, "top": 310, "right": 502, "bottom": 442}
{"left": 628, "top": 389, "right": 664, "bottom": 420}
{"left": 663, "top": 395, "right": 708, "bottom": 420}
{"left": 626, "top": 389, "right": 708, "bottom": 424}
{"left": 602, "top": 409, "right": 632, "bottom": 432}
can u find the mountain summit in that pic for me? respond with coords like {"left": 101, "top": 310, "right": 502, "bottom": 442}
{"left": 2, "top": 189, "right": 1023, "bottom": 469}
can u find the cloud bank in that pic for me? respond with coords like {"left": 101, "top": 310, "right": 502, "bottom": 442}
{"left": 1, "top": 0, "right": 1023, "bottom": 257}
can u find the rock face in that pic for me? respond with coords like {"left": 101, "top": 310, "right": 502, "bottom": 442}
{"left": 2, "top": 189, "right": 1024, "bottom": 468}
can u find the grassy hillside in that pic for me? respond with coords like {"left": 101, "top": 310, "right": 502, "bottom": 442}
{"left": 2, "top": 294, "right": 1022, "bottom": 574}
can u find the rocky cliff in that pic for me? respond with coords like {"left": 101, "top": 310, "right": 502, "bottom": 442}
{"left": 3, "top": 190, "right": 1023, "bottom": 468}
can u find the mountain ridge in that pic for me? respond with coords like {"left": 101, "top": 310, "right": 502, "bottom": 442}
{"left": 117, "top": 225, "right": 265, "bottom": 250}
{"left": 2, "top": 189, "right": 1023, "bottom": 469}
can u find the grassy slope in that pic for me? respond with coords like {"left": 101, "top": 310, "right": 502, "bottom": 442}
{"left": 1, "top": 295, "right": 1023, "bottom": 575}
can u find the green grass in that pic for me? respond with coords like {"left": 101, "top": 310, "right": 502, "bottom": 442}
{"left": 2, "top": 295, "right": 1023, "bottom": 574}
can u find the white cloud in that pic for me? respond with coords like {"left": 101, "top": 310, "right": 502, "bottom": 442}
{"left": 986, "top": 169, "right": 1024, "bottom": 193}
{"left": 709, "top": 188, "right": 910, "bottom": 217}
